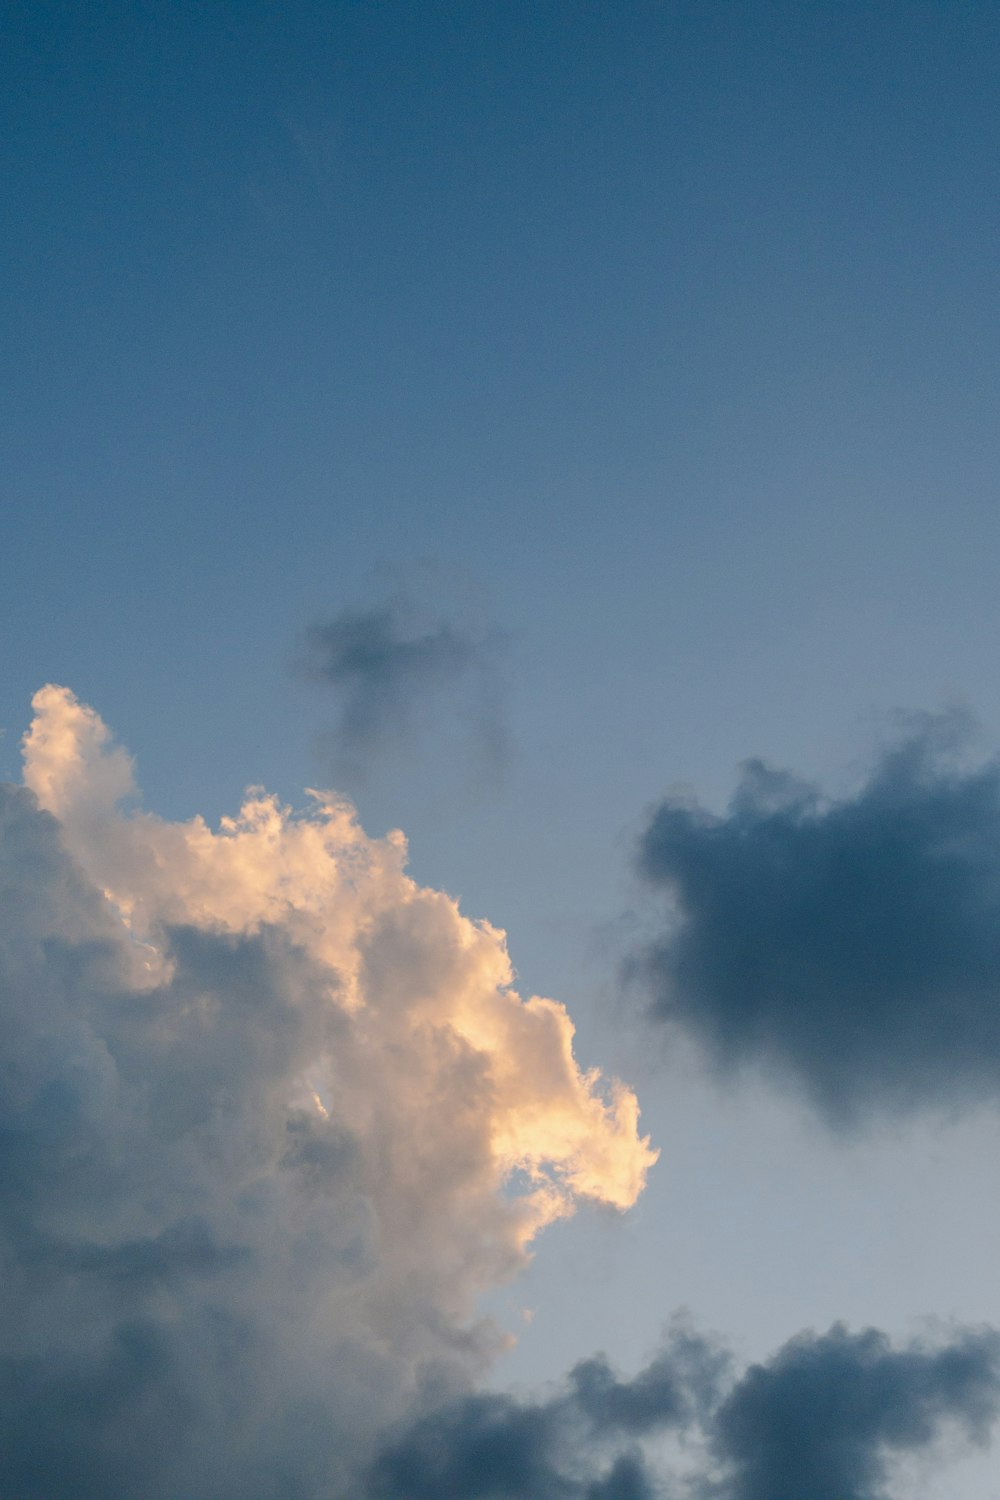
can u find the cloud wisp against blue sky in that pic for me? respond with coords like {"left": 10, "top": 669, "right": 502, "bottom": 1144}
{"left": 299, "top": 589, "right": 507, "bottom": 783}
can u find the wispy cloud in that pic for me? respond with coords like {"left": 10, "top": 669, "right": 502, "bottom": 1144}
{"left": 634, "top": 716, "right": 1000, "bottom": 1124}
{"left": 298, "top": 587, "right": 508, "bottom": 783}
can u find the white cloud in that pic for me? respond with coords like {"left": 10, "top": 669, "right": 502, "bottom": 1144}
{"left": 0, "top": 685, "right": 656, "bottom": 1498}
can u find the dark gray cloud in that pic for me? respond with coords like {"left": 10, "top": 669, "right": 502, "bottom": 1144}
{"left": 299, "top": 594, "right": 506, "bottom": 778}
{"left": 369, "top": 1321, "right": 1000, "bottom": 1500}
{"left": 712, "top": 1323, "right": 1000, "bottom": 1500}
{"left": 635, "top": 724, "right": 1000, "bottom": 1122}
{"left": 369, "top": 1320, "right": 723, "bottom": 1500}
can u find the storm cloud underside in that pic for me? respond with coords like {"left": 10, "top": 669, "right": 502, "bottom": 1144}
{"left": 370, "top": 1321, "right": 1000, "bottom": 1500}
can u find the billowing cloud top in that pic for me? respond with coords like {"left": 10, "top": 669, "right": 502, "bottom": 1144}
{"left": 1, "top": 686, "right": 655, "bottom": 1498}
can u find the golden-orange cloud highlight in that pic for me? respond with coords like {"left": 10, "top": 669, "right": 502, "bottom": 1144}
{"left": 23, "top": 684, "right": 657, "bottom": 1258}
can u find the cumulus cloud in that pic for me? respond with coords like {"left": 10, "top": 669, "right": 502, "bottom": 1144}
{"left": 0, "top": 685, "right": 655, "bottom": 1498}
{"left": 711, "top": 1322, "right": 1000, "bottom": 1500}
{"left": 369, "top": 1321, "right": 1000, "bottom": 1500}
{"left": 369, "top": 1319, "right": 726, "bottom": 1500}
{"left": 299, "top": 592, "right": 506, "bottom": 779}
{"left": 635, "top": 723, "right": 1000, "bottom": 1122}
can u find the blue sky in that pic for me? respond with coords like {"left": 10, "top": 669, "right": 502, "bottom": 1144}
{"left": 5, "top": 4, "right": 1000, "bottom": 1497}
{"left": 7, "top": 0, "right": 1000, "bottom": 992}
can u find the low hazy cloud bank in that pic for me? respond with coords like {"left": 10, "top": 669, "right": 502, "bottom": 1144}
{"left": 370, "top": 1321, "right": 1000, "bottom": 1500}
{"left": 0, "top": 686, "right": 654, "bottom": 1499}
{"left": 299, "top": 589, "right": 507, "bottom": 781}
{"left": 635, "top": 720, "right": 1000, "bottom": 1124}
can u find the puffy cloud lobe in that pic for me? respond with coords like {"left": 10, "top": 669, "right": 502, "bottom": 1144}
{"left": 712, "top": 1323, "right": 1000, "bottom": 1500}
{"left": 636, "top": 729, "right": 1000, "bottom": 1122}
{"left": 369, "top": 1319, "right": 723, "bottom": 1500}
{"left": 0, "top": 686, "right": 655, "bottom": 1498}
{"left": 299, "top": 596, "right": 506, "bottom": 776}
{"left": 369, "top": 1323, "right": 1000, "bottom": 1500}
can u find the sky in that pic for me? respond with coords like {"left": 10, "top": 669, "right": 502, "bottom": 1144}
{"left": 4, "top": 2, "right": 1000, "bottom": 1496}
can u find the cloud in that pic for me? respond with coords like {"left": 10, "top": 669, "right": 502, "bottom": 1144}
{"left": 299, "top": 593, "right": 507, "bottom": 779}
{"left": 634, "top": 722, "right": 1000, "bottom": 1122}
{"left": 368, "top": 1321, "right": 1000, "bottom": 1500}
{"left": 0, "top": 685, "right": 655, "bottom": 1498}
{"left": 6, "top": 690, "right": 997, "bottom": 1497}
{"left": 369, "top": 1319, "right": 726, "bottom": 1500}
{"left": 711, "top": 1322, "right": 1000, "bottom": 1500}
